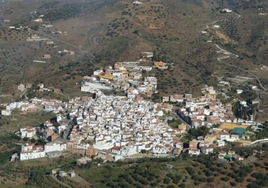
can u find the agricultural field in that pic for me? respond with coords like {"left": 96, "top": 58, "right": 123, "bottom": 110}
{"left": 0, "top": 145, "right": 267, "bottom": 188}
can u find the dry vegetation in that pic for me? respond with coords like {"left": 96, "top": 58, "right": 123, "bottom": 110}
{"left": 0, "top": 0, "right": 222, "bottom": 97}
{"left": 0, "top": 142, "right": 267, "bottom": 188}
{"left": 0, "top": 0, "right": 268, "bottom": 98}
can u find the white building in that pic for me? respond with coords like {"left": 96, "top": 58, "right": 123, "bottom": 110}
{"left": 56, "top": 114, "right": 63, "bottom": 123}
{"left": 219, "top": 132, "right": 230, "bottom": 140}
{"left": 152, "top": 145, "right": 169, "bottom": 154}
{"left": 44, "top": 142, "right": 66, "bottom": 153}
{"left": 20, "top": 143, "right": 45, "bottom": 161}
{"left": 217, "top": 140, "right": 226, "bottom": 147}
{"left": 20, "top": 127, "right": 36, "bottom": 138}
{"left": 188, "top": 148, "right": 200, "bottom": 155}
{"left": 114, "top": 155, "right": 124, "bottom": 161}
{"left": 81, "top": 82, "right": 112, "bottom": 92}
{"left": 37, "top": 83, "right": 44, "bottom": 89}
{"left": 213, "top": 25, "right": 220, "bottom": 29}
{"left": 133, "top": 1, "right": 143, "bottom": 5}
{"left": 6, "top": 102, "right": 23, "bottom": 110}
{"left": 34, "top": 18, "right": 43, "bottom": 22}
{"left": 237, "top": 89, "right": 243, "bottom": 94}
{"left": 1, "top": 110, "right": 11, "bottom": 116}
{"left": 221, "top": 8, "right": 232, "bottom": 13}
{"left": 18, "top": 84, "right": 26, "bottom": 91}
{"left": 200, "top": 146, "right": 214, "bottom": 154}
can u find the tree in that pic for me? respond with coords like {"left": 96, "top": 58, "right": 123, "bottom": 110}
{"left": 230, "top": 182, "right": 237, "bottom": 186}
{"left": 31, "top": 25, "right": 39, "bottom": 31}
{"left": 141, "top": 149, "right": 146, "bottom": 154}
{"left": 188, "top": 126, "right": 210, "bottom": 139}
{"left": 30, "top": 138, "right": 36, "bottom": 143}
{"left": 23, "top": 137, "right": 29, "bottom": 142}
{"left": 36, "top": 139, "right": 45, "bottom": 146}
{"left": 133, "top": 30, "right": 139, "bottom": 34}
{"left": 164, "top": 178, "right": 170, "bottom": 184}
{"left": 11, "top": 134, "right": 21, "bottom": 141}
{"left": 185, "top": 167, "right": 195, "bottom": 176}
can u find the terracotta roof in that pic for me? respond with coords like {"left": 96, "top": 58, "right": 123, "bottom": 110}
{"left": 111, "top": 146, "right": 121, "bottom": 151}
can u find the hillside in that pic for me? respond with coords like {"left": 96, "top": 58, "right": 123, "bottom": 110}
{"left": 0, "top": 0, "right": 219, "bottom": 96}
{"left": 1, "top": 0, "right": 268, "bottom": 114}
{"left": 0, "top": 133, "right": 267, "bottom": 188}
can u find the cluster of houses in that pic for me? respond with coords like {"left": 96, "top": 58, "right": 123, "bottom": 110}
{"left": 81, "top": 52, "right": 166, "bottom": 98}
{"left": 1, "top": 94, "right": 64, "bottom": 116}
{"left": 161, "top": 85, "right": 259, "bottom": 158}
{"left": 52, "top": 168, "right": 76, "bottom": 178}
{"left": 14, "top": 89, "right": 176, "bottom": 161}
{"left": 2, "top": 48, "right": 263, "bottom": 163}
{"left": 218, "top": 150, "right": 244, "bottom": 161}
{"left": 6, "top": 84, "right": 259, "bottom": 162}
{"left": 13, "top": 82, "right": 257, "bottom": 161}
{"left": 12, "top": 79, "right": 261, "bottom": 162}
{"left": 17, "top": 125, "right": 67, "bottom": 160}
{"left": 186, "top": 125, "right": 250, "bottom": 157}
{"left": 167, "top": 85, "right": 257, "bottom": 127}
{"left": 58, "top": 49, "right": 75, "bottom": 55}
{"left": 3, "top": 71, "right": 262, "bottom": 163}
{"left": 66, "top": 91, "right": 177, "bottom": 161}
{"left": 26, "top": 34, "right": 48, "bottom": 42}
{"left": 17, "top": 82, "right": 59, "bottom": 92}
{"left": 17, "top": 83, "right": 32, "bottom": 91}
{"left": 20, "top": 142, "right": 66, "bottom": 161}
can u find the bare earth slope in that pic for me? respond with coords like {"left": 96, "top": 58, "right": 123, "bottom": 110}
{"left": 1, "top": 0, "right": 268, "bottom": 103}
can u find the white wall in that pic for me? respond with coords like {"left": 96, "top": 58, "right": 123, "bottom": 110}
{"left": 45, "top": 143, "right": 66, "bottom": 153}
{"left": 20, "top": 151, "right": 45, "bottom": 161}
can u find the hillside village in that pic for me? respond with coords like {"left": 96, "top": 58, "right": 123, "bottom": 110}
{"left": 1, "top": 1, "right": 268, "bottom": 187}
{"left": 0, "top": 0, "right": 266, "bottom": 165}
{"left": 0, "top": 51, "right": 265, "bottom": 163}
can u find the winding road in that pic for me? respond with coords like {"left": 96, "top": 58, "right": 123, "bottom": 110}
{"left": 215, "top": 44, "right": 267, "bottom": 92}
{"left": 206, "top": 12, "right": 267, "bottom": 92}
{"left": 36, "top": 29, "right": 95, "bottom": 58}
{"left": 205, "top": 11, "right": 268, "bottom": 121}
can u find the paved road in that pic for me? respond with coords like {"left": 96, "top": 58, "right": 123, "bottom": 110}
{"left": 205, "top": 13, "right": 240, "bottom": 29}
{"left": 205, "top": 11, "right": 268, "bottom": 121}
{"left": 176, "top": 110, "right": 192, "bottom": 130}
{"left": 216, "top": 51, "right": 267, "bottom": 92}
{"left": 251, "top": 138, "right": 268, "bottom": 145}
{"left": 209, "top": 14, "right": 267, "bottom": 92}
{"left": 62, "top": 120, "right": 74, "bottom": 142}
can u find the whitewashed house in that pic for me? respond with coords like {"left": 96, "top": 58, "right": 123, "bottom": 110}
{"left": 20, "top": 127, "right": 36, "bottom": 138}
{"left": 200, "top": 146, "right": 214, "bottom": 154}
{"left": 1, "top": 110, "right": 11, "bottom": 116}
{"left": 188, "top": 148, "right": 200, "bottom": 156}
{"left": 219, "top": 131, "right": 230, "bottom": 140}
{"left": 44, "top": 142, "right": 66, "bottom": 153}
{"left": 20, "top": 143, "right": 45, "bottom": 161}
{"left": 18, "top": 84, "right": 25, "bottom": 91}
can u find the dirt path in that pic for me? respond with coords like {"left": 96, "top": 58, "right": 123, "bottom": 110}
{"left": 50, "top": 175, "right": 73, "bottom": 188}
{"left": 35, "top": 29, "right": 95, "bottom": 58}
